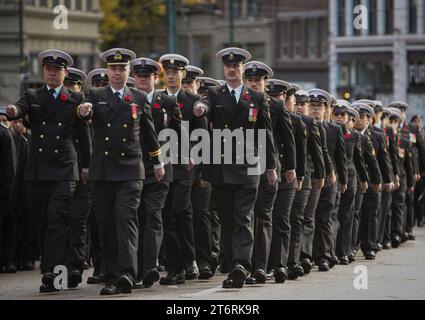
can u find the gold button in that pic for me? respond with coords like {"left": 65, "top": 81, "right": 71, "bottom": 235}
{"left": 56, "top": 136, "right": 60, "bottom": 140}
{"left": 123, "top": 124, "right": 128, "bottom": 128}
{"left": 104, "top": 151, "right": 109, "bottom": 155}
{"left": 280, "top": 154, "right": 283, "bottom": 158}
{"left": 38, "top": 148, "right": 43, "bottom": 152}
{"left": 107, "top": 123, "right": 111, "bottom": 127}
{"left": 54, "top": 150, "right": 59, "bottom": 154}
{"left": 40, "top": 134, "right": 44, "bottom": 138}
{"left": 42, "top": 121, "right": 46, "bottom": 125}
{"left": 225, "top": 125, "right": 228, "bottom": 128}
{"left": 105, "top": 137, "right": 109, "bottom": 141}
{"left": 58, "top": 122, "right": 62, "bottom": 126}
{"left": 122, "top": 138, "right": 127, "bottom": 142}
{"left": 121, "top": 153, "right": 125, "bottom": 157}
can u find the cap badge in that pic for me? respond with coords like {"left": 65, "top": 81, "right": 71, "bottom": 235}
{"left": 270, "top": 83, "right": 274, "bottom": 90}
{"left": 252, "top": 65, "right": 257, "bottom": 72}
{"left": 170, "top": 59, "right": 175, "bottom": 64}
{"left": 114, "top": 51, "right": 123, "bottom": 61}
{"left": 229, "top": 52, "right": 234, "bottom": 60}
{"left": 53, "top": 53, "right": 58, "bottom": 60}
{"left": 141, "top": 60, "right": 146, "bottom": 67}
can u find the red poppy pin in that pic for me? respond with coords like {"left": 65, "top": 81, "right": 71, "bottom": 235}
{"left": 178, "top": 102, "right": 183, "bottom": 109}
{"left": 60, "top": 94, "right": 68, "bottom": 102}
{"left": 153, "top": 103, "right": 160, "bottom": 109}
{"left": 242, "top": 92, "right": 249, "bottom": 100}
{"left": 124, "top": 95, "right": 131, "bottom": 102}
{"left": 345, "top": 132, "right": 351, "bottom": 140}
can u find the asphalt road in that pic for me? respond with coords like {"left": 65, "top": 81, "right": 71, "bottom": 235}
{"left": 1, "top": 226, "right": 425, "bottom": 300}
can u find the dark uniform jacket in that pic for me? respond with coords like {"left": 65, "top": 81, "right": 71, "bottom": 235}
{"left": 323, "top": 121, "right": 348, "bottom": 185}
{"left": 84, "top": 86, "right": 161, "bottom": 182}
{"left": 300, "top": 114, "right": 325, "bottom": 184}
{"left": 0, "top": 124, "right": 16, "bottom": 202}
{"left": 199, "top": 85, "right": 276, "bottom": 185}
{"left": 13, "top": 86, "right": 91, "bottom": 182}
{"left": 399, "top": 123, "right": 415, "bottom": 188}
{"left": 165, "top": 89, "right": 206, "bottom": 182}
{"left": 385, "top": 126, "right": 400, "bottom": 178}
{"left": 144, "top": 90, "right": 182, "bottom": 184}
{"left": 370, "top": 126, "right": 393, "bottom": 184}
{"left": 269, "top": 97, "right": 297, "bottom": 183}
{"left": 358, "top": 130, "right": 381, "bottom": 185}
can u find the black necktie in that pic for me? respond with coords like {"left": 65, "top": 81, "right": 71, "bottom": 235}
{"left": 49, "top": 88, "right": 56, "bottom": 100}
{"left": 114, "top": 92, "right": 121, "bottom": 103}
{"left": 231, "top": 89, "right": 237, "bottom": 105}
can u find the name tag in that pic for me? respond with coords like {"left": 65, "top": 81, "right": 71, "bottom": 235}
{"left": 215, "top": 104, "right": 223, "bottom": 109}
{"left": 98, "top": 101, "right": 108, "bottom": 105}
{"left": 31, "top": 104, "right": 40, "bottom": 108}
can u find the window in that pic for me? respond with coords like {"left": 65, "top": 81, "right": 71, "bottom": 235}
{"left": 318, "top": 18, "right": 328, "bottom": 58}
{"left": 409, "top": 0, "right": 418, "bottom": 34}
{"left": 278, "top": 20, "right": 290, "bottom": 59}
{"left": 369, "top": 0, "right": 377, "bottom": 35}
{"left": 353, "top": 0, "right": 362, "bottom": 36}
{"left": 75, "top": 0, "right": 83, "bottom": 11}
{"left": 337, "top": 0, "right": 345, "bottom": 36}
{"left": 64, "top": 0, "right": 71, "bottom": 9}
{"left": 39, "top": 0, "right": 48, "bottom": 7}
{"left": 385, "top": 0, "right": 394, "bottom": 34}
{"left": 247, "top": 0, "right": 260, "bottom": 18}
{"left": 52, "top": 0, "right": 60, "bottom": 8}
{"left": 291, "top": 19, "right": 301, "bottom": 58}
{"left": 246, "top": 43, "right": 265, "bottom": 62}
{"left": 306, "top": 19, "right": 317, "bottom": 58}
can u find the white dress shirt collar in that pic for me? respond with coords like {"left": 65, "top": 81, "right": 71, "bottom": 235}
{"left": 226, "top": 83, "right": 244, "bottom": 103}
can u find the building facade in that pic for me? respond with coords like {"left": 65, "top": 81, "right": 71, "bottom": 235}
{"left": 0, "top": 0, "right": 102, "bottom": 104}
{"left": 329, "top": 0, "right": 425, "bottom": 115}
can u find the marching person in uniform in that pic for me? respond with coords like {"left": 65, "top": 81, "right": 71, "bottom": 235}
{"left": 6, "top": 49, "right": 91, "bottom": 292}
{"left": 62, "top": 67, "right": 93, "bottom": 280}
{"left": 193, "top": 47, "right": 277, "bottom": 289}
{"left": 243, "top": 63, "right": 296, "bottom": 284}
{"left": 87, "top": 69, "right": 109, "bottom": 88}
{"left": 182, "top": 65, "right": 204, "bottom": 95}
{"left": 77, "top": 48, "right": 164, "bottom": 295}
{"left": 130, "top": 57, "right": 183, "bottom": 288}
{"left": 158, "top": 54, "right": 204, "bottom": 285}
{"left": 332, "top": 102, "right": 368, "bottom": 265}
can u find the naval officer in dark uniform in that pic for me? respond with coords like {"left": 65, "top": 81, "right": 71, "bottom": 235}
{"left": 78, "top": 48, "right": 164, "bottom": 295}
{"left": 6, "top": 49, "right": 91, "bottom": 293}
{"left": 193, "top": 47, "right": 277, "bottom": 288}
{"left": 130, "top": 57, "right": 183, "bottom": 288}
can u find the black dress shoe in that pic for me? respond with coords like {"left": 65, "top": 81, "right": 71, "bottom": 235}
{"left": 22, "top": 260, "right": 34, "bottom": 271}
{"left": 133, "top": 280, "right": 154, "bottom": 290}
{"left": 100, "top": 284, "right": 119, "bottom": 295}
{"left": 228, "top": 265, "right": 247, "bottom": 288}
{"left": 318, "top": 259, "right": 330, "bottom": 272}
{"left": 294, "top": 265, "right": 304, "bottom": 277}
{"left": 348, "top": 254, "right": 356, "bottom": 263}
{"left": 185, "top": 261, "right": 199, "bottom": 280}
{"left": 273, "top": 267, "right": 287, "bottom": 283}
{"left": 339, "top": 256, "right": 350, "bottom": 265}
{"left": 252, "top": 269, "right": 267, "bottom": 284}
{"left": 391, "top": 235, "right": 401, "bottom": 248}
{"left": 364, "top": 250, "right": 376, "bottom": 260}
{"left": 377, "top": 243, "right": 383, "bottom": 251}
{"left": 198, "top": 266, "right": 213, "bottom": 280}
{"left": 401, "top": 232, "right": 409, "bottom": 243}
{"left": 329, "top": 256, "right": 339, "bottom": 268}
{"left": 300, "top": 258, "right": 313, "bottom": 274}
{"left": 408, "top": 233, "right": 416, "bottom": 241}
{"left": 222, "top": 279, "right": 233, "bottom": 289}
{"left": 159, "top": 271, "right": 186, "bottom": 285}
{"left": 144, "top": 268, "right": 160, "bottom": 284}
{"left": 287, "top": 264, "right": 299, "bottom": 280}
{"left": 116, "top": 275, "right": 133, "bottom": 294}
{"left": 87, "top": 275, "right": 105, "bottom": 284}
{"left": 39, "top": 283, "right": 59, "bottom": 294}
{"left": 383, "top": 241, "right": 392, "bottom": 250}
{"left": 68, "top": 270, "right": 82, "bottom": 288}
{"left": 83, "top": 261, "right": 90, "bottom": 270}
{"left": 4, "top": 263, "right": 17, "bottom": 274}
{"left": 245, "top": 276, "right": 257, "bottom": 285}
{"left": 42, "top": 272, "right": 56, "bottom": 286}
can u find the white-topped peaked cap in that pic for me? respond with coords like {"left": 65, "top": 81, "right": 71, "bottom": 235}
{"left": 131, "top": 57, "right": 162, "bottom": 74}
{"left": 216, "top": 47, "right": 252, "bottom": 64}
{"left": 102, "top": 48, "right": 136, "bottom": 65}
{"left": 159, "top": 54, "right": 190, "bottom": 70}
{"left": 38, "top": 49, "right": 73, "bottom": 68}
{"left": 244, "top": 61, "right": 273, "bottom": 79}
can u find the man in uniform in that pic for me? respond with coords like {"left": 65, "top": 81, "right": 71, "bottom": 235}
{"left": 158, "top": 54, "right": 205, "bottom": 284}
{"left": 130, "top": 57, "right": 183, "bottom": 288}
{"left": 243, "top": 63, "right": 296, "bottom": 284}
{"left": 193, "top": 47, "right": 277, "bottom": 288}
{"left": 182, "top": 65, "right": 204, "bottom": 95}
{"left": 87, "top": 69, "right": 109, "bottom": 88}
{"left": 6, "top": 49, "right": 91, "bottom": 292}
{"left": 78, "top": 48, "right": 164, "bottom": 295}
